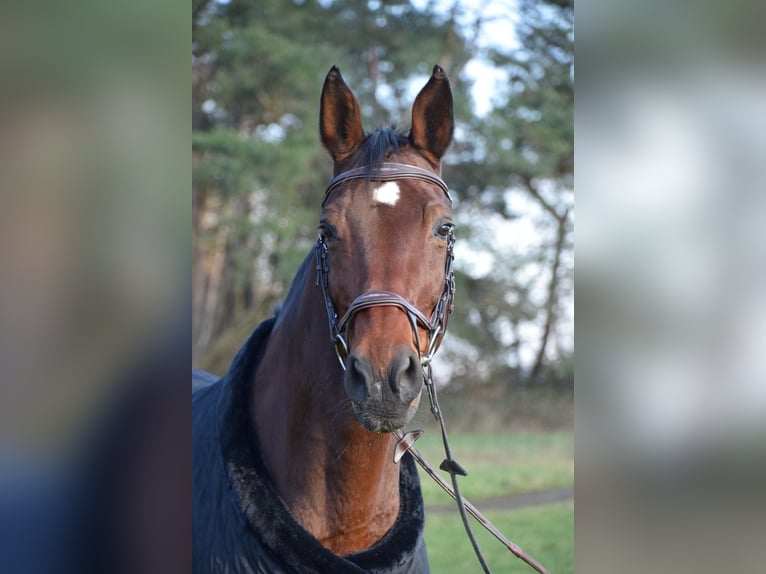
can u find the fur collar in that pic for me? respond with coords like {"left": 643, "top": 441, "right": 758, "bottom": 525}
{"left": 213, "top": 317, "right": 429, "bottom": 573}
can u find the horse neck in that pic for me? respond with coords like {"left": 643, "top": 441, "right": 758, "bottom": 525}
{"left": 251, "top": 252, "right": 400, "bottom": 555}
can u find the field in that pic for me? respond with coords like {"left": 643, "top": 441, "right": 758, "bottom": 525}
{"left": 412, "top": 431, "right": 574, "bottom": 573}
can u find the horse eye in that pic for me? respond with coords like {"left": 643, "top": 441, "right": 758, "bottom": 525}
{"left": 436, "top": 223, "right": 453, "bottom": 238}
{"left": 318, "top": 223, "right": 335, "bottom": 241}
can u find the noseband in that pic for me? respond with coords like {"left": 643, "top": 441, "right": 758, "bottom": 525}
{"left": 315, "top": 162, "right": 456, "bottom": 371}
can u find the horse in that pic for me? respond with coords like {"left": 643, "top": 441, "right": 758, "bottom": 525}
{"left": 192, "top": 65, "right": 454, "bottom": 574}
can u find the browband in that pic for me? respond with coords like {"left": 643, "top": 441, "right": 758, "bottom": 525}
{"left": 323, "top": 162, "right": 452, "bottom": 206}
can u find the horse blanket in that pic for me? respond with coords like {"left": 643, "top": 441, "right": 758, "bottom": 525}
{"left": 192, "top": 316, "right": 431, "bottom": 573}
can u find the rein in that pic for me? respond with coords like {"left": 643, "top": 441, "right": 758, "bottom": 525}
{"left": 315, "top": 163, "right": 549, "bottom": 574}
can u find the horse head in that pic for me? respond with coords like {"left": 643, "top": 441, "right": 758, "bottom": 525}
{"left": 317, "top": 65, "right": 454, "bottom": 433}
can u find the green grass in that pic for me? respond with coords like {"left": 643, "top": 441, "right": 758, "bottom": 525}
{"left": 424, "top": 501, "right": 574, "bottom": 574}
{"left": 413, "top": 431, "right": 574, "bottom": 573}
{"left": 412, "top": 431, "right": 574, "bottom": 504}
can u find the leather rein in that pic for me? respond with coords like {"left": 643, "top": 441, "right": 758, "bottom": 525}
{"left": 314, "top": 162, "right": 549, "bottom": 574}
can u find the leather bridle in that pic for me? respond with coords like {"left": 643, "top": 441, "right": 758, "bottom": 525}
{"left": 322, "top": 162, "right": 452, "bottom": 207}
{"left": 315, "top": 162, "right": 456, "bottom": 371}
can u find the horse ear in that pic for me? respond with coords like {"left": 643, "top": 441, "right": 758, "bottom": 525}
{"left": 320, "top": 66, "right": 366, "bottom": 161}
{"left": 409, "top": 65, "right": 454, "bottom": 166}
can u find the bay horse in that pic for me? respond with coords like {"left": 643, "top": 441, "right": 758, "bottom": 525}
{"left": 193, "top": 65, "right": 454, "bottom": 573}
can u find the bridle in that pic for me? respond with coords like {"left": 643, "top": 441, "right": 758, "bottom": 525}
{"left": 313, "top": 161, "right": 549, "bottom": 574}
{"left": 315, "top": 162, "right": 456, "bottom": 372}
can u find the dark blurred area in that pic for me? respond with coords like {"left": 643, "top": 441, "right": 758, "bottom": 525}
{"left": 0, "top": 0, "right": 189, "bottom": 573}
{"left": 577, "top": 0, "right": 766, "bottom": 572}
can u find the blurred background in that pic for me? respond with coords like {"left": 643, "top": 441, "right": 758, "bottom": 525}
{"left": 0, "top": 1, "right": 190, "bottom": 572}
{"left": 192, "top": 0, "right": 574, "bottom": 432}
{"left": 576, "top": 1, "right": 766, "bottom": 573}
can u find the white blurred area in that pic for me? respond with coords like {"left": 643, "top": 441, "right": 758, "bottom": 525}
{"left": 578, "top": 70, "right": 766, "bottom": 465}
{"left": 576, "top": 46, "right": 766, "bottom": 571}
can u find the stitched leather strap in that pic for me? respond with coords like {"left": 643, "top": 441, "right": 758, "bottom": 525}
{"left": 323, "top": 162, "right": 451, "bottom": 206}
{"left": 336, "top": 290, "right": 434, "bottom": 335}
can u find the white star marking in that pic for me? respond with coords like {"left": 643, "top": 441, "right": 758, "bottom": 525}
{"left": 372, "top": 181, "right": 400, "bottom": 206}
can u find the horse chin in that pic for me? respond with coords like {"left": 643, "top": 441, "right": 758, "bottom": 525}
{"left": 351, "top": 398, "right": 419, "bottom": 434}
{"left": 357, "top": 415, "right": 404, "bottom": 434}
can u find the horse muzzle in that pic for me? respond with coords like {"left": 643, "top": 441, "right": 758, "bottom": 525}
{"left": 344, "top": 345, "right": 423, "bottom": 433}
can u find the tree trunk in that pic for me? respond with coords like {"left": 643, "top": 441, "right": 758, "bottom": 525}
{"left": 530, "top": 209, "right": 568, "bottom": 384}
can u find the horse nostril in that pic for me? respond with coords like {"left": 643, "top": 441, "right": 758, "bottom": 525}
{"left": 389, "top": 348, "right": 423, "bottom": 404}
{"left": 344, "top": 354, "right": 370, "bottom": 402}
{"left": 405, "top": 355, "right": 418, "bottom": 378}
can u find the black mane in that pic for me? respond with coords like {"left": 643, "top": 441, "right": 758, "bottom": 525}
{"left": 362, "top": 127, "right": 409, "bottom": 171}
